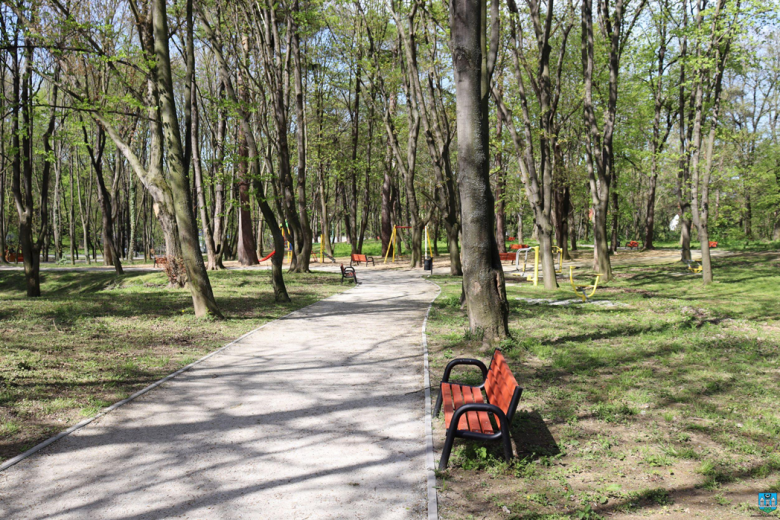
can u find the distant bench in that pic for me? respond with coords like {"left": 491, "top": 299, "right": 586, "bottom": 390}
{"left": 499, "top": 252, "right": 518, "bottom": 264}
{"left": 153, "top": 256, "right": 168, "bottom": 268}
{"left": 350, "top": 253, "right": 374, "bottom": 267}
{"left": 340, "top": 264, "right": 358, "bottom": 284}
{"left": 625, "top": 240, "right": 639, "bottom": 250}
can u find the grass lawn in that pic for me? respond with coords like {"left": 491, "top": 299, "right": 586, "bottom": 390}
{"left": 0, "top": 269, "right": 347, "bottom": 463}
{"left": 426, "top": 252, "right": 780, "bottom": 519}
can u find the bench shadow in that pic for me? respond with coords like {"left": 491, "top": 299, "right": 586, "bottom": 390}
{"left": 511, "top": 409, "right": 560, "bottom": 458}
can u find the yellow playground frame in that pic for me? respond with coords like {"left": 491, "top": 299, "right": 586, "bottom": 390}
{"left": 569, "top": 266, "right": 601, "bottom": 302}
{"left": 383, "top": 225, "right": 433, "bottom": 263}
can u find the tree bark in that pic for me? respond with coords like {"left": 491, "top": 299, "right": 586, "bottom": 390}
{"left": 153, "top": 0, "right": 222, "bottom": 317}
{"left": 450, "top": 0, "right": 509, "bottom": 343}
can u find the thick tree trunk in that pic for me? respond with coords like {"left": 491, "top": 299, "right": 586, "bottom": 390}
{"left": 153, "top": 0, "right": 222, "bottom": 318}
{"left": 451, "top": 0, "right": 508, "bottom": 343}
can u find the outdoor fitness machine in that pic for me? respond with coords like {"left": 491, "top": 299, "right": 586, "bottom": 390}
{"left": 514, "top": 247, "right": 539, "bottom": 286}
{"left": 569, "top": 266, "right": 601, "bottom": 302}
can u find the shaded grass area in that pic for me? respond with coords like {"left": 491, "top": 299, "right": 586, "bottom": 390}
{"left": 0, "top": 269, "right": 346, "bottom": 463}
{"left": 426, "top": 252, "right": 780, "bottom": 519}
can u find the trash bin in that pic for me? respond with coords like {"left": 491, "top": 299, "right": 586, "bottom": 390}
{"left": 424, "top": 257, "right": 433, "bottom": 272}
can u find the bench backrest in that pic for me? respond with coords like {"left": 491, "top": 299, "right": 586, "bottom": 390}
{"left": 484, "top": 350, "right": 522, "bottom": 421}
{"left": 351, "top": 253, "right": 367, "bottom": 261}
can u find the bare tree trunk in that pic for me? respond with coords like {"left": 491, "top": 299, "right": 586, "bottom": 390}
{"left": 450, "top": 0, "right": 508, "bottom": 343}
{"left": 153, "top": 0, "right": 222, "bottom": 317}
{"left": 291, "top": 3, "right": 313, "bottom": 271}
{"left": 192, "top": 90, "right": 217, "bottom": 270}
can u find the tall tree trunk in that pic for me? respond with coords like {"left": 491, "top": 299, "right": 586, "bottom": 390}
{"left": 11, "top": 40, "right": 58, "bottom": 296}
{"left": 192, "top": 92, "right": 217, "bottom": 270}
{"left": 291, "top": 3, "right": 313, "bottom": 271}
{"left": 153, "top": 0, "right": 222, "bottom": 317}
{"left": 451, "top": 0, "right": 509, "bottom": 343}
{"left": 495, "top": 113, "right": 506, "bottom": 253}
{"left": 236, "top": 56, "right": 258, "bottom": 266}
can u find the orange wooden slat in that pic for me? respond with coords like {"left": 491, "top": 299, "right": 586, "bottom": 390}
{"left": 460, "top": 383, "right": 478, "bottom": 432}
{"left": 442, "top": 383, "right": 455, "bottom": 429}
{"left": 451, "top": 385, "right": 469, "bottom": 430}
{"left": 471, "top": 387, "right": 494, "bottom": 434}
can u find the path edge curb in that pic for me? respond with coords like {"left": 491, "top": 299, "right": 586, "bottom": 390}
{"left": 0, "top": 284, "right": 356, "bottom": 473}
{"left": 422, "top": 277, "right": 442, "bottom": 520}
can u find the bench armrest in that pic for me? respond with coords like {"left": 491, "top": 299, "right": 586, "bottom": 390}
{"left": 343, "top": 266, "right": 356, "bottom": 274}
{"left": 441, "top": 358, "right": 488, "bottom": 386}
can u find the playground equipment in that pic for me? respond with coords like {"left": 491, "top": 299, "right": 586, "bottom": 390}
{"left": 684, "top": 259, "right": 703, "bottom": 273}
{"left": 383, "top": 225, "right": 433, "bottom": 263}
{"left": 514, "top": 247, "right": 539, "bottom": 286}
{"left": 569, "top": 266, "right": 601, "bottom": 302}
{"left": 259, "top": 251, "right": 275, "bottom": 262}
{"left": 551, "top": 246, "right": 563, "bottom": 273}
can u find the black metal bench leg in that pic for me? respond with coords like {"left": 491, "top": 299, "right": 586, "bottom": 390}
{"left": 439, "top": 424, "right": 458, "bottom": 471}
{"left": 498, "top": 415, "right": 513, "bottom": 463}
{"left": 433, "top": 392, "right": 442, "bottom": 417}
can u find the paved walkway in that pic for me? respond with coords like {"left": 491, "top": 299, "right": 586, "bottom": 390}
{"left": 0, "top": 270, "right": 438, "bottom": 519}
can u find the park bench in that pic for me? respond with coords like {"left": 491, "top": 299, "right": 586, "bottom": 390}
{"left": 340, "top": 264, "right": 358, "bottom": 284}
{"left": 709, "top": 241, "right": 718, "bottom": 248}
{"left": 625, "top": 240, "right": 639, "bottom": 250}
{"left": 350, "top": 253, "right": 375, "bottom": 267}
{"left": 498, "top": 252, "right": 518, "bottom": 264}
{"left": 433, "top": 349, "right": 523, "bottom": 470}
{"left": 4, "top": 249, "right": 22, "bottom": 263}
{"left": 153, "top": 256, "right": 168, "bottom": 268}
{"left": 684, "top": 259, "right": 703, "bottom": 274}
{"left": 510, "top": 243, "right": 529, "bottom": 250}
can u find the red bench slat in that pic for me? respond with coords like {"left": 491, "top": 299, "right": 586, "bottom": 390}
{"left": 441, "top": 383, "right": 495, "bottom": 435}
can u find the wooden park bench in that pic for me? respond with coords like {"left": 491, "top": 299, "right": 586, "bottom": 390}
{"left": 499, "top": 252, "right": 518, "bottom": 264}
{"left": 625, "top": 240, "right": 639, "bottom": 250}
{"left": 340, "top": 264, "right": 358, "bottom": 284}
{"left": 153, "top": 255, "right": 168, "bottom": 268}
{"left": 350, "top": 253, "right": 375, "bottom": 267}
{"left": 433, "top": 349, "right": 523, "bottom": 470}
{"left": 708, "top": 241, "right": 718, "bottom": 248}
{"left": 4, "top": 249, "right": 22, "bottom": 263}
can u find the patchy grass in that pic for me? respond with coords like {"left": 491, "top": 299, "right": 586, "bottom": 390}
{"left": 427, "top": 252, "right": 780, "bottom": 519}
{"left": 0, "top": 269, "right": 346, "bottom": 463}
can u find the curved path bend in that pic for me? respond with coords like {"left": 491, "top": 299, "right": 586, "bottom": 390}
{"left": 0, "top": 269, "right": 438, "bottom": 520}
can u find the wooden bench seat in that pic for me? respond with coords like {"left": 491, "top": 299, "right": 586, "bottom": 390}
{"left": 350, "top": 253, "right": 374, "bottom": 266}
{"left": 498, "top": 252, "right": 518, "bottom": 264}
{"left": 434, "top": 350, "right": 523, "bottom": 470}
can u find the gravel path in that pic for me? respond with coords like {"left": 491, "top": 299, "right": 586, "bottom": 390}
{"left": 0, "top": 269, "right": 438, "bottom": 519}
